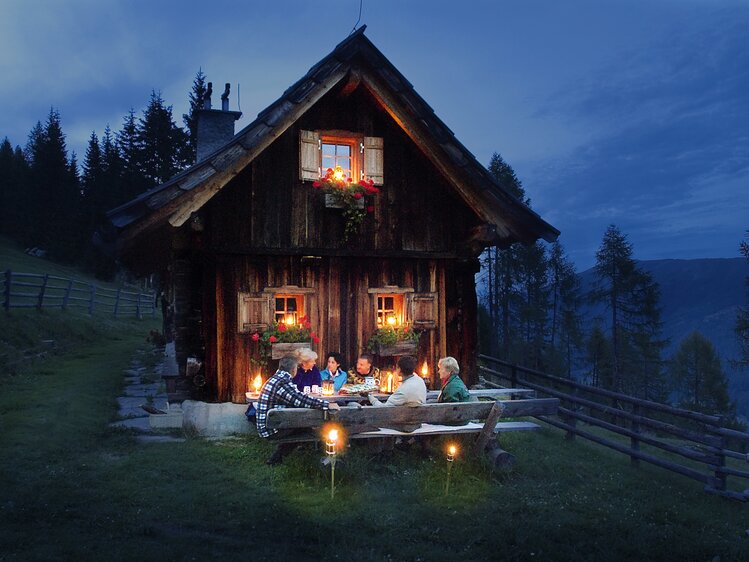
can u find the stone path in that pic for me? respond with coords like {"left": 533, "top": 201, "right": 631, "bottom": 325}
{"left": 109, "top": 343, "right": 185, "bottom": 444}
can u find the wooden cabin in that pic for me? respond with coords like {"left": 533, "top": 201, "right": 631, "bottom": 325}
{"left": 108, "top": 27, "right": 558, "bottom": 403}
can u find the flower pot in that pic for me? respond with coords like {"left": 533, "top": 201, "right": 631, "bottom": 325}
{"left": 324, "top": 193, "right": 365, "bottom": 209}
{"left": 271, "top": 342, "right": 312, "bottom": 359}
{"left": 375, "top": 340, "right": 418, "bottom": 357}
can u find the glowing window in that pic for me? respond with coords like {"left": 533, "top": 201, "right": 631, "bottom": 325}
{"left": 321, "top": 136, "right": 359, "bottom": 180}
{"left": 275, "top": 295, "right": 304, "bottom": 325}
{"left": 377, "top": 294, "right": 404, "bottom": 327}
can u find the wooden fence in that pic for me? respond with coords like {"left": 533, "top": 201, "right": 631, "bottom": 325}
{"left": 2, "top": 269, "right": 156, "bottom": 318}
{"left": 479, "top": 354, "right": 749, "bottom": 502}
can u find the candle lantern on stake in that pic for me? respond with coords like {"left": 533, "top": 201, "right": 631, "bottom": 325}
{"left": 445, "top": 444, "right": 457, "bottom": 495}
{"left": 326, "top": 428, "right": 339, "bottom": 498}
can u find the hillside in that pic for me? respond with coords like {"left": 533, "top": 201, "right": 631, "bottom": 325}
{"left": 581, "top": 257, "right": 749, "bottom": 417}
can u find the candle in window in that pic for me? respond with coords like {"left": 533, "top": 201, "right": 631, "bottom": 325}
{"left": 285, "top": 314, "right": 295, "bottom": 325}
{"left": 386, "top": 314, "right": 397, "bottom": 326}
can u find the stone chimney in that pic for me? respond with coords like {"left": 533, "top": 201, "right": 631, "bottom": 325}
{"left": 195, "top": 82, "right": 242, "bottom": 163}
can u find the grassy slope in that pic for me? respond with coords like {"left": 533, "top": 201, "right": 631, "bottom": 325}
{"left": 1, "top": 330, "right": 748, "bottom": 561}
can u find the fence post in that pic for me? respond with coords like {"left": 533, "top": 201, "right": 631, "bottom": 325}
{"left": 37, "top": 274, "right": 49, "bottom": 310}
{"left": 630, "top": 404, "right": 640, "bottom": 467}
{"left": 564, "top": 385, "right": 578, "bottom": 441}
{"left": 712, "top": 416, "right": 728, "bottom": 492}
{"left": 510, "top": 365, "right": 518, "bottom": 388}
{"left": 136, "top": 292, "right": 142, "bottom": 320}
{"left": 62, "top": 279, "right": 73, "bottom": 310}
{"left": 114, "top": 288, "right": 121, "bottom": 318}
{"left": 88, "top": 284, "right": 96, "bottom": 315}
{"left": 3, "top": 269, "right": 10, "bottom": 311}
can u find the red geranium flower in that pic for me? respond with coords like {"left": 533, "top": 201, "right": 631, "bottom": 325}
{"left": 312, "top": 336, "right": 320, "bottom": 344}
{"left": 312, "top": 180, "right": 321, "bottom": 188}
{"left": 269, "top": 335, "right": 277, "bottom": 343}
{"left": 278, "top": 323, "right": 287, "bottom": 332}
{"left": 353, "top": 192, "right": 362, "bottom": 200}
{"left": 366, "top": 205, "right": 375, "bottom": 213}
{"left": 251, "top": 333, "right": 260, "bottom": 342}
{"left": 309, "top": 332, "right": 317, "bottom": 339}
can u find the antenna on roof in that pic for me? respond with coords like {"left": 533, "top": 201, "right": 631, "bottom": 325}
{"left": 349, "top": 0, "right": 363, "bottom": 35}
{"left": 237, "top": 83, "right": 241, "bottom": 112}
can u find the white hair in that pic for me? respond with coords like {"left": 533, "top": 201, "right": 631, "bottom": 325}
{"left": 438, "top": 356, "right": 460, "bottom": 375}
{"left": 296, "top": 348, "right": 318, "bottom": 362}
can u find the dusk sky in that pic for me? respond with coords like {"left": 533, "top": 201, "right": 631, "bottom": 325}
{"left": 1, "top": 0, "right": 747, "bottom": 270}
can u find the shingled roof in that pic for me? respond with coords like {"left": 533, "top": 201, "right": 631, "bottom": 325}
{"left": 108, "top": 26, "right": 558, "bottom": 249}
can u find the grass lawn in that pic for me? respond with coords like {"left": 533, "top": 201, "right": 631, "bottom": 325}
{"left": 1, "top": 325, "right": 748, "bottom": 561}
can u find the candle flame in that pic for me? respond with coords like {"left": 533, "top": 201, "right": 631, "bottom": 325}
{"left": 449, "top": 445, "right": 456, "bottom": 456}
{"left": 332, "top": 167, "right": 345, "bottom": 181}
{"left": 285, "top": 314, "right": 295, "bottom": 325}
{"left": 386, "top": 315, "right": 397, "bottom": 326}
{"left": 328, "top": 429, "right": 338, "bottom": 442}
{"left": 421, "top": 361, "right": 429, "bottom": 377}
{"left": 253, "top": 374, "right": 263, "bottom": 392}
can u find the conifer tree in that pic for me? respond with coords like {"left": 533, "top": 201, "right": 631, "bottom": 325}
{"left": 670, "top": 331, "right": 735, "bottom": 418}
{"left": 547, "top": 241, "right": 583, "bottom": 377}
{"left": 137, "top": 91, "right": 191, "bottom": 185}
{"left": 183, "top": 68, "right": 208, "bottom": 163}
{"left": 117, "top": 108, "right": 148, "bottom": 201}
{"left": 0, "top": 138, "right": 29, "bottom": 239}
{"left": 586, "top": 323, "right": 613, "bottom": 388}
{"left": 590, "top": 225, "right": 667, "bottom": 399}
{"left": 82, "top": 131, "right": 104, "bottom": 231}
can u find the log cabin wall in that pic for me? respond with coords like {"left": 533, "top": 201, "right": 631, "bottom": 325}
{"left": 205, "top": 254, "right": 480, "bottom": 403}
{"left": 192, "top": 82, "right": 487, "bottom": 402}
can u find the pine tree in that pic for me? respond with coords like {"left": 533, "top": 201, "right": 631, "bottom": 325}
{"left": 82, "top": 131, "right": 104, "bottom": 231}
{"left": 590, "top": 225, "right": 667, "bottom": 399}
{"left": 586, "top": 323, "right": 613, "bottom": 388}
{"left": 117, "top": 109, "right": 148, "bottom": 201}
{"left": 737, "top": 231, "right": 749, "bottom": 368}
{"left": 0, "top": 138, "right": 28, "bottom": 239}
{"left": 137, "top": 91, "right": 191, "bottom": 185}
{"left": 516, "top": 241, "right": 549, "bottom": 369}
{"left": 670, "top": 332, "right": 735, "bottom": 418}
{"left": 547, "top": 241, "right": 583, "bottom": 377}
{"left": 183, "top": 68, "right": 208, "bottom": 163}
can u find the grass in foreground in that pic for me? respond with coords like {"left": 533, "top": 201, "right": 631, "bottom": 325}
{"left": 1, "top": 330, "right": 748, "bottom": 561}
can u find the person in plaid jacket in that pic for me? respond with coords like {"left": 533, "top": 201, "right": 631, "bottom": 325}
{"left": 257, "top": 354, "right": 339, "bottom": 465}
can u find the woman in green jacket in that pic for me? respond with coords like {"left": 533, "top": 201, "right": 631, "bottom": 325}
{"left": 436, "top": 356, "right": 471, "bottom": 403}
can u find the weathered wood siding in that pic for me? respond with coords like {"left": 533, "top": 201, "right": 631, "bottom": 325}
{"left": 202, "top": 254, "right": 478, "bottom": 403}
{"left": 205, "top": 85, "right": 480, "bottom": 254}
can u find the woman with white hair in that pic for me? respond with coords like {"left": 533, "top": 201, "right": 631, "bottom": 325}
{"left": 292, "top": 348, "right": 322, "bottom": 391}
{"left": 437, "top": 356, "right": 470, "bottom": 403}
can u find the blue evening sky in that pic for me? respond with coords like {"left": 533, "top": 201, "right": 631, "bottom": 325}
{"left": 1, "top": 0, "right": 747, "bottom": 269}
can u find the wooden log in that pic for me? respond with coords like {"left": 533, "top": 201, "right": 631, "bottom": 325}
{"left": 485, "top": 441, "right": 515, "bottom": 469}
{"left": 474, "top": 401, "right": 503, "bottom": 453}
{"left": 267, "top": 398, "right": 558, "bottom": 431}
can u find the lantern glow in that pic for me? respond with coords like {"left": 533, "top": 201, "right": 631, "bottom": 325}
{"left": 332, "top": 166, "right": 346, "bottom": 182}
{"left": 386, "top": 314, "right": 397, "bottom": 326}
{"left": 421, "top": 361, "right": 429, "bottom": 378}
{"left": 252, "top": 374, "right": 263, "bottom": 393}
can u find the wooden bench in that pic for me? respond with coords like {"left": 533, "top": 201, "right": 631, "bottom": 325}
{"left": 266, "top": 397, "right": 558, "bottom": 468}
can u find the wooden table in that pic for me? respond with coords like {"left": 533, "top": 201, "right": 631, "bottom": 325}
{"left": 246, "top": 387, "right": 534, "bottom": 404}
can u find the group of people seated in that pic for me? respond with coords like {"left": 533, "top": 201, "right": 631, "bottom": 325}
{"left": 255, "top": 349, "right": 472, "bottom": 465}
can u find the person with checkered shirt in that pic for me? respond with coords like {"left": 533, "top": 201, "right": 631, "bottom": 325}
{"left": 257, "top": 354, "right": 340, "bottom": 465}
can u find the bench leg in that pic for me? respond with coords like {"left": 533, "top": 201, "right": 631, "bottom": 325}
{"left": 473, "top": 402, "right": 504, "bottom": 453}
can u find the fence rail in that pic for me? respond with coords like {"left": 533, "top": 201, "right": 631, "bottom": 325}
{"left": 2, "top": 269, "right": 156, "bottom": 318}
{"left": 478, "top": 354, "right": 749, "bottom": 502}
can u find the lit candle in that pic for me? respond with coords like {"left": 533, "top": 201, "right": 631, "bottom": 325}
{"left": 421, "top": 361, "right": 429, "bottom": 378}
{"left": 326, "top": 428, "right": 339, "bottom": 499}
{"left": 252, "top": 374, "right": 263, "bottom": 394}
{"left": 445, "top": 444, "right": 457, "bottom": 495}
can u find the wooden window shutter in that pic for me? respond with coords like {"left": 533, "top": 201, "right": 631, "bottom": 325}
{"left": 406, "top": 292, "right": 438, "bottom": 330}
{"left": 362, "top": 136, "right": 384, "bottom": 185}
{"left": 237, "top": 292, "right": 272, "bottom": 333}
{"left": 299, "top": 130, "right": 320, "bottom": 181}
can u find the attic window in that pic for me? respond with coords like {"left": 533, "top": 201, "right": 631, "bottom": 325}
{"left": 321, "top": 137, "right": 356, "bottom": 180}
{"left": 300, "top": 130, "right": 384, "bottom": 185}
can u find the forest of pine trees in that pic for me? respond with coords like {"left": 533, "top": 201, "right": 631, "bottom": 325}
{"left": 0, "top": 74, "right": 206, "bottom": 278}
{"left": 478, "top": 152, "right": 742, "bottom": 425}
